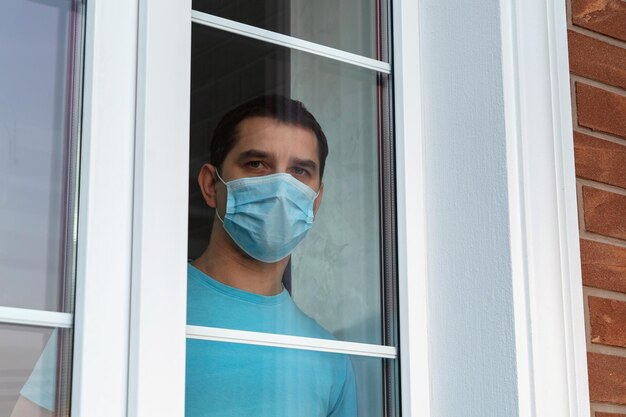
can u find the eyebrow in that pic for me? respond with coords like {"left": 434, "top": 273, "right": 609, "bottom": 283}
{"left": 291, "top": 157, "right": 318, "bottom": 172}
{"left": 235, "top": 149, "right": 272, "bottom": 162}
{"left": 235, "top": 149, "right": 318, "bottom": 172}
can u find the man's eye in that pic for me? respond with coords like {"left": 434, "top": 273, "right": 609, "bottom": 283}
{"left": 292, "top": 167, "right": 307, "bottom": 176}
{"left": 246, "top": 161, "right": 263, "bottom": 168}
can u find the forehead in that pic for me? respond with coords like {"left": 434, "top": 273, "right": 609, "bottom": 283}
{"left": 228, "top": 116, "right": 319, "bottom": 160}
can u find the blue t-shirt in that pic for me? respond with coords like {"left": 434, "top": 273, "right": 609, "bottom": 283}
{"left": 20, "top": 265, "right": 357, "bottom": 416}
{"left": 19, "top": 330, "right": 57, "bottom": 411}
{"left": 186, "top": 264, "right": 357, "bottom": 417}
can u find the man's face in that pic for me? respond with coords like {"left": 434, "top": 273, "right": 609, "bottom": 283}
{"left": 220, "top": 116, "right": 322, "bottom": 189}
{"left": 200, "top": 116, "right": 324, "bottom": 219}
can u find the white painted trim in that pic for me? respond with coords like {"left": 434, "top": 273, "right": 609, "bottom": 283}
{"left": 186, "top": 326, "right": 397, "bottom": 358}
{"left": 500, "top": 1, "right": 534, "bottom": 415}
{"left": 0, "top": 306, "right": 73, "bottom": 328}
{"left": 500, "top": 0, "right": 590, "bottom": 415}
{"left": 191, "top": 11, "right": 391, "bottom": 74}
{"left": 126, "top": 1, "right": 190, "bottom": 416}
{"left": 71, "top": 0, "right": 138, "bottom": 415}
{"left": 549, "top": 0, "right": 591, "bottom": 413}
{"left": 393, "top": 0, "right": 432, "bottom": 416}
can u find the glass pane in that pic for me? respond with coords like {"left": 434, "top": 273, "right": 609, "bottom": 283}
{"left": 0, "top": 0, "right": 82, "bottom": 312}
{"left": 186, "top": 339, "right": 392, "bottom": 417}
{"left": 189, "top": 25, "right": 390, "bottom": 345}
{"left": 0, "top": 325, "right": 72, "bottom": 416}
{"left": 192, "top": 0, "right": 388, "bottom": 61}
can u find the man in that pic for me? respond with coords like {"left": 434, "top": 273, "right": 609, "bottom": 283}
{"left": 12, "top": 95, "right": 357, "bottom": 417}
{"left": 186, "top": 95, "right": 357, "bottom": 416}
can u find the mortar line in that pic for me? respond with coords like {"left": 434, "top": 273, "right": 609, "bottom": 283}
{"left": 584, "top": 286, "right": 626, "bottom": 303}
{"left": 578, "top": 178, "right": 626, "bottom": 196}
{"left": 590, "top": 402, "right": 626, "bottom": 415}
{"left": 571, "top": 75, "right": 626, "bottom": 97}
{"left": 567, "top": 25, "right": 626, "bottom": 50}
{"left": 579, "top": 231, "right": 626, "bottom": 249}
{"left": 574, "top": 126, "right": 626, "bottom": 147}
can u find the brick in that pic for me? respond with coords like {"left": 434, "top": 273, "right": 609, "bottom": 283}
{"left": 572, "top": 0, "right": 626, "bottom": 42}
{"left": 568, "top": 31, "right": 626, "bottom": 91}
{"left": 596, "top": 413, "right": 626, "bottom": 417}
{"left": 575, "top": 132, "right": 626, "bottom": 189}
{"left": 588, "top": 352, "right": 626, "bottom": 404}
{"left": 589, "top": 296, "right": 626, "bottom": 348}
{"left": 583, "top": 187, "right": 626, "bottom": 240}
{"left": 576, "top": 83, "right": 626, "bottom": 140}
{"left": 581, "top": 239, "right": 626, "bottom": 293}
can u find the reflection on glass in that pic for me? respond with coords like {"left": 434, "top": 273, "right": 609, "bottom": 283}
{"left": 192, "top": 0, "right": 387, "bottom": 60}
{"left": 186, "top": 340, "right": 385, "bottom": 417}
{"left": 0, "top": 0, "right": 80, "bottom": 312}
{"left": 0, "top": 325, "right": 71, "bottom": 417}
{"left": 189, "top": 25, "right": 386, "bottom": 345}
{"left": 289, "top": 52, "right": 382, "bottom": 346}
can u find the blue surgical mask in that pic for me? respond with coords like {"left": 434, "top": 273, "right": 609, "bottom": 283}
{"left": 214, "top": 170, "right": 320, "bottom": 263}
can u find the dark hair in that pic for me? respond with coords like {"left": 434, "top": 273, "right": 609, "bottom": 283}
{"left": 209, "top": 95, "right": 329, "bottom": 179}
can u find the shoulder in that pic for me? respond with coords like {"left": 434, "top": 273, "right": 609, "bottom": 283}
{"left": 283, "top": 298, "right": 337, "bottom": 340}
{"left": 327, "top": 350, "right": 357, "bottom": 417}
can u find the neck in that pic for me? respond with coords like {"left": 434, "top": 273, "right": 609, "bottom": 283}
{"left": 192, "top": 224, "right": 288, "bottom": 296}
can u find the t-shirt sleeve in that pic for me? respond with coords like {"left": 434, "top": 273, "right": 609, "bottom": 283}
{"left": 328, "top": 357, "right": 357, "bottom": 417}
{"left": 20, "top": 329, "right": 58, "bottom": 412}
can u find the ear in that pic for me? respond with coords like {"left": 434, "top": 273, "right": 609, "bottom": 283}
{"left": 198, "top": 163, "right": 220, "bottom": 208}
{"left": 313, "top": 182, "right": 324, "bottom": 216}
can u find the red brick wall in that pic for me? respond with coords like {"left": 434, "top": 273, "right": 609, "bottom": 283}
{"left": 566, "top": 1, "right": 626, "bottom": 415}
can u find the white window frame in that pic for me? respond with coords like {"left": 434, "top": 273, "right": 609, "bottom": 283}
{"left": 500, "top": 0, "right": 590, "bottom": 415}
{"left": 187, "top": 7, "right": 400, "bottom": 361}
{"left": 71, "top": 0, "right": 191, "bottom": 415}
{"left": 0, "top": 0, "right": 139, "bottom": 415}
{"left": 66, "top": 0, "right": 590, "bottom": 416}
{"left": 392, "top": 1, "right": 431, "bottom": 415}
{"left": 71, "top": 0, "right": 141, "bottom": 415}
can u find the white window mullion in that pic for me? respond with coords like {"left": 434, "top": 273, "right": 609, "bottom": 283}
{"left": 127, "top": 1, "right": 190, "bottom": 417}
{"left": 71, "top": 0, "right": 139, "bottom": 416}
{"left": 0, "top": 306, "right": 73, "bottom": 328}
{"left": 191, "top": 11, "right": 391, "bottom": 74}
{"left": 186, "top": 326, "right": 397, "bottom": 359}
{"left": 392, "top": 0, "right": 431, "bottom": 416}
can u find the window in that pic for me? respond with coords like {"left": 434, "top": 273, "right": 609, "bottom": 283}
{"left": 0, "top": 0, "right": 84, "bottom": 415}
{"left": 186, "top": 1, "right": 398, "bottom": 416}
{"left": 1, "top": 1, "right": 589, "bottom": 416}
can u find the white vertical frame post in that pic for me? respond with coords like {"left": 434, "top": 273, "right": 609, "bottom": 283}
{"left": 127, "top": 0, "right": 191, "bottom": 416}
{"left": 393, "top": 0, "right": 432, "bottom": 416}
{"left": 501, "top": 0, "right": 590, "bottom": 415}
{"left": 71, "top": 0, "right": 138, "bottom": 416}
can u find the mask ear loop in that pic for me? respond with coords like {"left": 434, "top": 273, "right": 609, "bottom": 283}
{"left": 213, "top": 169, "right": 227, "bottom": 224}
{"left": 312, "top": 181, "right": 323, "bottom": 200}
